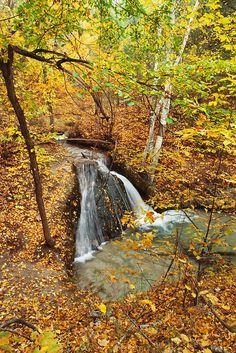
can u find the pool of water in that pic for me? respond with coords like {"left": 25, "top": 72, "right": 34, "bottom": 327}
{"left": 74, "top": 211, "right": 236, "bottom": 300}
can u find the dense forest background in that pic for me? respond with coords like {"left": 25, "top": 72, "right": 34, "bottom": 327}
{"left": 0, "top": 0, "right": 235, "bottom": 352}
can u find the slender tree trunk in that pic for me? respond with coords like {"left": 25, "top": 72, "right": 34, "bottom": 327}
{"left": 0, "top": 45, "right": 54, "bottom": 247}
{"left": 42, "top": 67, "right": 54, "bottom": 132}
{"left": 48, "top": 103, "right": 54, "bottom": 132}
{"left": 143, "top": 34, "right": 162, "bottom": 161}
{"left": 151, "top": 83, "right": 171, "bottom": 168}
{"left": 150, "top": 0, "right": 199, "bottom": 177}
{"left": 143, "top": 107, "right": 157, "bottom": 160}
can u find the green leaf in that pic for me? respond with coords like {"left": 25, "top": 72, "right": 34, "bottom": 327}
{"left": 73, "top": 72, "right": 79, "bottom": 78}
{"left": 105, "top": 82, "right": 114, "bottom": 88}
{"left": 92, "top": 85, "right": 100, "bottom": 92}
{"left": 166, "top": 117, "right": 175, "bottom": 124}
{"left": 127, "top": 101, "right": 135, "bottom": 106}
{"left": 33, "top": 348, "right": 40, "bottom": 353}
{"left": 117, "top": 90, "right": 123, "bottom": 97}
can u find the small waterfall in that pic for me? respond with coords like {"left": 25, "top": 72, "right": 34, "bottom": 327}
{"left": 74, "top": 153, "right": 131, "bottom": 262}
{"left": 75, "top": 162, "right": 104, "bottom": 262}
{"left": 74, "top": 148, "right": 189, "bottom": 262}
{"left": 111, "top": 171, "right": 149, "bottom": 216}
{"left": 111, "top": 171, "right": 188, "bottom": 231}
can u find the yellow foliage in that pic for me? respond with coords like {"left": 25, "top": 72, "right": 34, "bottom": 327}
{"left": 140, "top": 299, "right": 156, "bottom": 312}
{"left": 96, "top": 303, "right": 107, "bottom": 314}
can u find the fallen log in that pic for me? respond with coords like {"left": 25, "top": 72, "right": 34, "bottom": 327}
{"left": 65, "top": 138, "right": 114, "bottom": 150}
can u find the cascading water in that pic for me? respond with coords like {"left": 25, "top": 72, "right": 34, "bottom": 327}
{"left": 74, "top": 148, "right": 189, "bottom": 262}
{"left": 74, "top": 151, "right": 132, "bottom": 262}
{"left": 110, "top": 172, "right": 149, "bottom": 215}
{"left": 66, "top": 146, "right": 235, "bottom": 299}
{"left": 75, "top": 162, "right": 105, "bottom": 262}
{"left": 111, "top": 171, "right": 188, "bottom": 231}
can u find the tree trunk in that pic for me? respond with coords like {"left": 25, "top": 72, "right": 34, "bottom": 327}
{"left": 149, "top": 0, "right": 199, "bottom": 177}
{"left": 143, "top": 107, "right": 157, "bottom": 160}
{"left": 48, "top": 103, "right": 54, "bottom": 132}
{"left": 42, "top": 67, "right": 54, "bottom": 132}
{"left": 152, "top": 84, "right": 171, "bottom": 167}
{"left": 0, "top": 45, "right": 54, "bottom": 247}
{"left": 143, "top": 32, "right": 162, "bottom": 162}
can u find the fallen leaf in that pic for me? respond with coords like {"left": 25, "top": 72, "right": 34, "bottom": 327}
{"left": 98, "top": 338, "right": 109, "bottom": 347}
{"left": 97, "top": 303, "right": 107, "bottom": 314}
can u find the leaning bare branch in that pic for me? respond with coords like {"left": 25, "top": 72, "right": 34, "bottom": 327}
{"left": 0, "top": 318, "right": 38, "bottom": 332}
{"left": 12, "top": 45, "right": 91, "bottom": 69}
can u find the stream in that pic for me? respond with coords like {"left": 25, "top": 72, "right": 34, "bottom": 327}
{"left": 74, "top": 211, "right": 235, "bottom": 300}
{"left": 67, "top": 145, "right": 236, "bottom": 300}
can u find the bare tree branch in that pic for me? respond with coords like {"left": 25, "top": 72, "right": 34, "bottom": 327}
{"left": 1, "top": 318, "right": 38, "bottom": 332}
{"left": 11, "top": 45, "right": 91, "bottom": 68}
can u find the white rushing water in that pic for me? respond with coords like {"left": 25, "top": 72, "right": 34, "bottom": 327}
{"left": 74, "top": 151, "right": 189, "bottom": 263}
{"left": 111, "top": 171, "right": 188, "bottom": 231}
{"left": 75, "top": 162, "right": 105, "bottom": 262}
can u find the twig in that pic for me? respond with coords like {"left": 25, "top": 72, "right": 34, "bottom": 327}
{"left": 0, "top": 14, "right": 20, "bottom": 22}
{"left": 1, "top": 318, "right": 38, "bottom": 332}
{"left": 162, "top": 228, "right": 180, "bottom": 283}
{"left": 136, "top": 262, "right": 152, "bottom": 287}
{"left": 115, "top": 307, "right": 146, "bottom": 346}
{"left": 125, "top": 313, "right": 157, "bottom": 348}
{"left": 202, "top": 297, "right": 236, "bottom": 333}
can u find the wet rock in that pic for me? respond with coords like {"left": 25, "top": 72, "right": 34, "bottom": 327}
{"left": 74, "top": 160, "right": 132, "bottom": 258}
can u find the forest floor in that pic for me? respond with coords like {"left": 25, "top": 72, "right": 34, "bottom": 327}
{"left": 0, "top": 140, "right": 236, "bottom": 353}
{"left": 0, "top": 97, "right": 236, "bottom": 352}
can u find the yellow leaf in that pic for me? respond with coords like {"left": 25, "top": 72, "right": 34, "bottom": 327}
{"left": 0, "top": 336, "right": 9, "bottom": 345}
{"left": 140, "top": 299, "right": 156, "bottom": 312}
{"left": 171, "top": 337, "right": 181, "bottom": 345}
{"left": 199, "top": 290, "right": 209, "bottom": 296}
{"left": 110, "top": 275, "right": 117, "bottom": 283}
{"left": 145, "top": 211, "right": 156, "bottom": 223}
{"left": 201, "top": 338, "right": 211, "bottom": 347}
{"left": 183, "top": 349, "right": 193, "bottom": 353}
{"left": 206, "top": 293, "right": 219, "bottom": 305}
{"left": 221, "top": 304, "right": 230, "bottom": 310}
{"left": 185, "top": 285, "right": 191, "bottom": 291}
{"left": 129, "top": 284, "right": 135, "bottom": 289}
{"left": 180, "top": 334, "right": 189, "bottom": 343}
{"left": 98, "top": 338, "right": 109, "bottom": 347}
{"left": 113, "top": 345, "right": 119, "bottom": 353}
{"left": 97, "top": 303, "right": 107, "bottom": 314}
{"left": 145, "top": 327, "right": 157, "bottom": 335}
